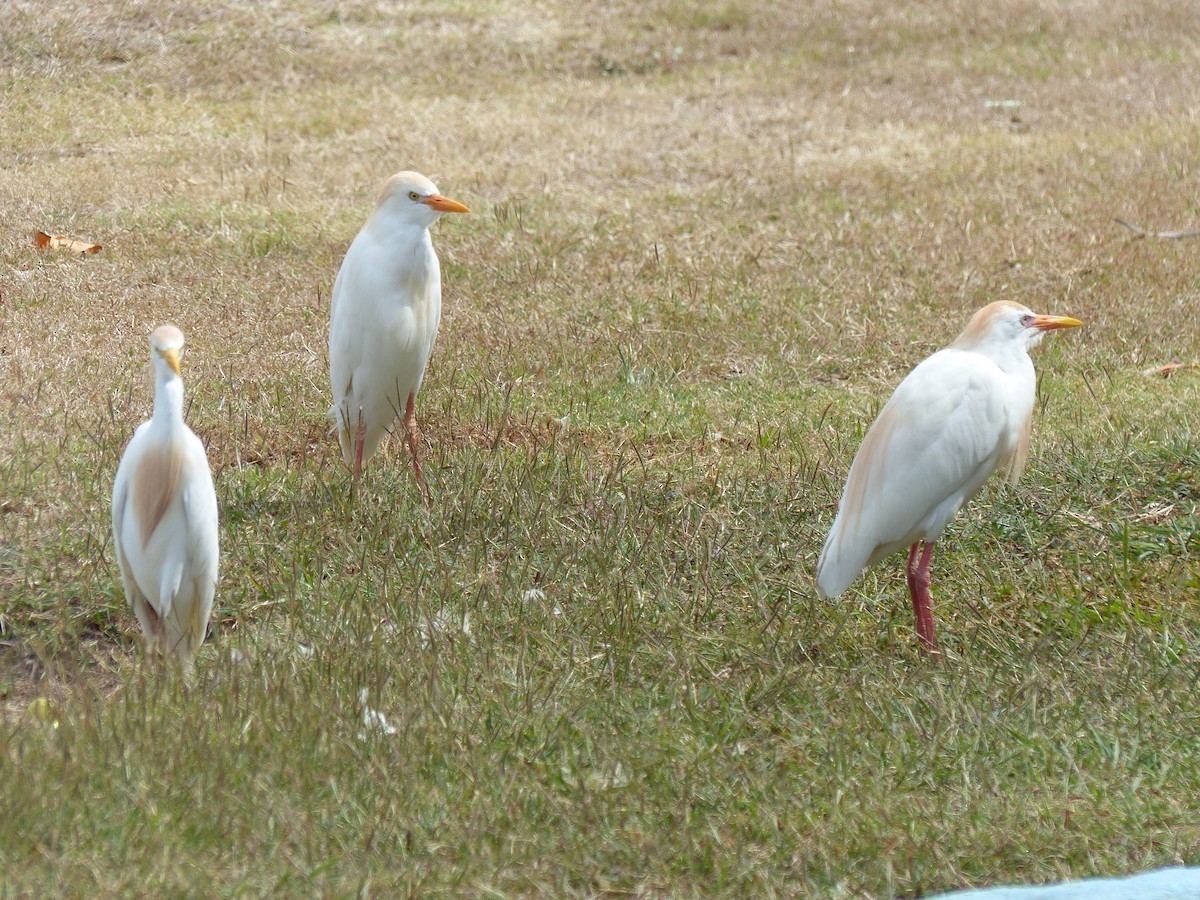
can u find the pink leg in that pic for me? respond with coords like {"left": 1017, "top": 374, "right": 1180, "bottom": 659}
{"left": 403, "top": 394, "right": 430, "bottom": 505}
{"left": 905, "top": 541, "right": 940, "bottom": 657}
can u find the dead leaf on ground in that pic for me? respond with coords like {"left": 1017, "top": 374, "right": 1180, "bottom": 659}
{"left": 33, "top": 231, "right": 102, "bottom": 254}
{"left": 1142, "top": 359, "right": 1200, "bottom": 378}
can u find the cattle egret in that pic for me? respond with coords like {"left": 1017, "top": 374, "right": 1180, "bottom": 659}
{"left": 328, "top": 170, "right": 470, "bottom": 496}
{"left": 112, "top": 325, "right": 219, "bottom": 672}
{"left": 815, "top": 301, "right": 1082, "bottom": 656}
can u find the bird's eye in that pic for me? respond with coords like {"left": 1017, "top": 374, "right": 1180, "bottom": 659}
{"left": 408, "top": 191, "right": 420, "bottom": 201}
{"left": 1020, "top": 314, "right": 1034, "bottom": 327}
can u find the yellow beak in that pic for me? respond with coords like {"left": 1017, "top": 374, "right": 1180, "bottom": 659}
{"left": 1031, "top": 314, "right": 1083, "bottom": 331}
{"left": 422, "top": 194, "right": 470, "bottom": 214}
{"left": 161, "top": 348, "right": 182, "bottom": 375}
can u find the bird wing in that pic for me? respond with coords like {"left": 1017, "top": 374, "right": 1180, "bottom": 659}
{"left": 328, "top": 236, "right": 363, "bottom": 413}
{"left": 816, "top": 349, "right": 1009, "bottom": 598}
{"left": 111, "top": 459, "right": 144, "bottom": 608}
{"left": 328, "top": 228, "right": 440, "bottom": 465}
{"left": 328, "top": 232, "right": 376, "bottom": 457}
{"left": 180, "top": 434, "right": 219, "bottom": 582}
{"left": 328, "top": 233, "right": 417, "bottom": 419}
{"left": 179, "top": 433, "right": 220, "bottom": 656}
{"left": 113, "top": 425, "right": 164, "bottom": 643}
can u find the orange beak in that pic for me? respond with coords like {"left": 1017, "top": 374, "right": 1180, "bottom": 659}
{"left": 422, "top": 194, "right": 470, "bottom": 214}
{"left": 161, "top": 348, "right": 182, "bottom": 375}
{"left": 1031, "top": 314, "right": 1083, "bottom": 331}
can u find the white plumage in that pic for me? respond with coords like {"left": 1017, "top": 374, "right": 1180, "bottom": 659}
{"left": 112, "top": 325, "right": 219, "bottom": 672}
{"left": 816, "top": 301, "right": 1082, "bottom": 654}
{"left": 328, "top": 170, "right": 470, "bottom": 493}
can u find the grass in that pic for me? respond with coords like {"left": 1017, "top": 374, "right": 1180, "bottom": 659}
{"left": 1, "top": 0, "right": 1199, "bottom": 895}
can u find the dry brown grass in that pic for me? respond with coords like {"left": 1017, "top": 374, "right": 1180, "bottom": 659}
{"left": 1, "top": 0, "right": 1199, "bottom": 895}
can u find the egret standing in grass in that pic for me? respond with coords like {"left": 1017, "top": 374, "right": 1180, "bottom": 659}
{"left": 328, "top": 170, "right": 470, "bottom": 497}
{"left": 112, "top": 325, "right": 219, "bottom": 672}
{"left": 815, "top": 301, "right": 1082, "bottom": 656}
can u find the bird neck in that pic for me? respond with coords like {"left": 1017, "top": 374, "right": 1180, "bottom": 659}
{"left": 977, "top": 341, "right": 1032, "bottom": 375}
{"left": 365, "top": 219, "right": 439, "bottom": 290}
{"left": 366, "top": 206, "right": 433, "bottom": 239}
{"left": 152, "top": 374, "right": 186, "bottom": 428}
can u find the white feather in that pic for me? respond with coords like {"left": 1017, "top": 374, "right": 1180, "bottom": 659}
{"left": 328, "top": 171, "right": 467, "bottom": 473}
{"left": 816, "top": 301, "right": 1080, "bottom": 600}
{"left": 111, "top": 326, "right": 219, "bottom": 672}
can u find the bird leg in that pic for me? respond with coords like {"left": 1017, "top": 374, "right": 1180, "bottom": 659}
{"left": 135, "top": 597, "right": 164, "bottom": 660}
{"left": 353, "top": 406, "right": 366, "bottom": 480}
{"left": 906, "top": 541, "right": 940, "bottom": 657}
{"left": 403, "top": 394, "right": 430, "bottom": 505}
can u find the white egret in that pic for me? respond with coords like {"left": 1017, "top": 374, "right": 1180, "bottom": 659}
{"left": 815, "top": 301, "right": 1082, "bottom": 655}
{"left": 112, "top": 325, "right": 219, "bottom": 672}
{"left": 328, "top": 170, "right": 470, "bottom": 497}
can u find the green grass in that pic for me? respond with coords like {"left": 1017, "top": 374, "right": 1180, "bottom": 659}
{"left": 1, "top": 0, "right": 1199, "bottom": 895}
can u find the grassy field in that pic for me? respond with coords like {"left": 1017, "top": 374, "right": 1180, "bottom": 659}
{"left": 2, "top": 0, "right": 1198, "bottom": 895}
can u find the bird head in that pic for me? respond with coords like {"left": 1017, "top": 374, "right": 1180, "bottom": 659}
{"left": 149, "top": 324, "right": 185, "bottom": 376}
{"left": 952, "top": 301, "right": 1082, "bottom": 353}
{"left": 374, "top": 171, "right": 470, "bottom": 228}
